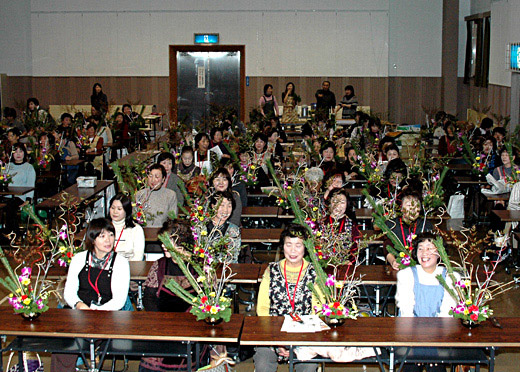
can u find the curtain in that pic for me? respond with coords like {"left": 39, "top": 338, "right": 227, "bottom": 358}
{"left": 463, "top": 20, "right": 472, "bottom": 84}
{"left": 474, "top": 19, "right": 483, "bottom": 87}
{"left": 481, "top": 17, "right": 491, "bottom": 88}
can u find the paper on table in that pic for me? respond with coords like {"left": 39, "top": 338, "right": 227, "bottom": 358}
{"left": 281, "top": 315, "right": 330, "bottom": 333}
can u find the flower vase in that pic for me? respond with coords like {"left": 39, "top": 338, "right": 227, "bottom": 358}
{"left": 319, "top": 315, "right": 346, "bottom": 328}
{"left": 460, "top": 318, "right": 480, "bottom": 336}
{"left": 20, "top": 312, "right": 41, "bottom": 321}
{"left": 204, "top": 317, "right": 223, "bottom": 326}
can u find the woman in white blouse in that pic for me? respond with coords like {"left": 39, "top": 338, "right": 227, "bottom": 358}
{"left": 108, "top": 193, "right": 145, "bottom": 261}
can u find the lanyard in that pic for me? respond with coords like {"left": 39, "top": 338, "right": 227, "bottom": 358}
{"left": 87, "top": 252, "right": 111, "bottom": 303}
{"left": 113, "top": 227, "right": 125, "bottom": 252}
{"left": 400, "top": 218, "right": 417, "bottom": 250}
{"left": 284, "top": 261, "right": 304, "bottom": 314}
{"left": 329, "top": 216, "right": 345, "bottom": 235}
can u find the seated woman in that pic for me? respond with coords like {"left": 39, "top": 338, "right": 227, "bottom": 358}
{"left": 108, "top": 193, "right": 145, "bottom": 261}
{"left": 53, "top": 126, "right": 79, "bottom": 186}
{"left": 201, "top": 191, "right": 241, "bottom": 263}
{"left": 135, "top": 164, "right": 178, "bottom": 228}
{"left": 222, "top": 158, "right": 248, "bottom": 208}
{"left": 209, "top": 126, "right": 230, "bottom": 159}
{"left": 64, "top": 218, "right": 130, "bottom": 310}
{"left": 194, "top": 132, "right": 219, "bottom": 175}
{"left": 254, "top": 223, "right": 319, "bottom": 372}
{"left": 175, "top": 145, "right": 201, "bottom": 184}
{"left": 385, "top": 190, "right": 433, "bottom": 270}
{"left": 437, "top": 122, "right": 458, "bottom": 157}
{"left": 209, "top": 168, "right": 242, "bottom": 227}
{"left": 319, "top": 141, "right": 337, "bottom": 178}
{"left": 322, "top": 188, "right": 360, "bottom": 258}
{"left": 157, "top": 152, "right": 185, "bottom": 207}
{"left": 251, "top": 132, "right": 273, "bottom": 187}
{"left": 395, "top": 232, "right": 459, "bottom": 372}
{"left": 3, "top": 143, "right": 36, "bottom": 234}
{"left": 492, "top": 146, "right": 519, "bottom": 182}
{"left": 363, "top": 117, "right": 383, "bottom": 151}
{"left": 479, "top": 136, "right": 499, "bottom": 175}
{"left": 266, "top": 128, "right": 284, "bottom": 160}
{"left": 323, "top": 170, "right": 345, "bottom": 200}
{"left": 342, "top": 147, "right": 364, "bottom": 181}
{"left": 84, "top": 122, "right": 104, "bottom": 177}
{"left": 379, "top": 158, "right": 408, "bottom": 200}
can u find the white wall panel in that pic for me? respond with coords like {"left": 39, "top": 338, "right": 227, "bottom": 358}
{"left": 0, "top": 0, "right": 32, "bottom": 75}
{"left": 488, "top": 1, "right": 510, "bottom": 87}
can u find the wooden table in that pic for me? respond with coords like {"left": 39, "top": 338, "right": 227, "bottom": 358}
{"left": 63, "top": 159, "right": 85, "bottom": 167}
{"left": 448, "top": 163, "right": 471, "bottom": 171}
{"left": 491, "top": 209, "right": 520, "bottom": 222}
{"left": 484, "top": 192, "right": 510, "bottom": 202}
{"left": 242, "top": 206, "right": 294, "bottom": 219}
{"left": 36, "top": 180, "right": 114, "bottom": 216}
{"left": 241, "top": 316, "right": 520, "bottom": 372}
{"left": 0, "top": 186, "right": 35, "bottom": 196}
{"left": 114, "top": 150, "right": 160, "bottom": 166}
{"left": 455, "top": 175, "right": 488, "bottom": 186}
{"left": 0, "top": 308, "right": 244, "bottom": 372}
{"left": 140, "top": 227, "right": 284, "bottom": 244}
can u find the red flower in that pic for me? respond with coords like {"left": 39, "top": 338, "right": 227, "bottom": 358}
{"left": 21, "top": 295, "right": 28, "bottom": 300}
{"left": 468, "top": 305, "right": 479, "bottom": 313}
{"left": 205, "top": 305, "right": 212, "bottom": 312}
{"left": 201, "top": 296, "right": 208, "bottom": 304}
{"left": 333, "top": 302, "right": 340, "bottom": 308}
{"left": 336, "top": 310, "right": 343, "bottom": 316}
{"left": 66, "top": 252, "right": 73, "bottom": 258}
{"left": 470, "top": 313, "right": 478, "bottom": 321}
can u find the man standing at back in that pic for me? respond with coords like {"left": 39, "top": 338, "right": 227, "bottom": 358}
{"left": 315, "top": 81, "right": 336, "bottom": 121}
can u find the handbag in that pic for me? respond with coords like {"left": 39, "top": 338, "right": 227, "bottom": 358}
{"left": 197, "top": 352, "right": 235, "bottom": 372}
{"left": 7, "top": 352, "right": 44, "bottom": 372}
{"left": 447, "top": 194, "right": 465, "bottom": 219}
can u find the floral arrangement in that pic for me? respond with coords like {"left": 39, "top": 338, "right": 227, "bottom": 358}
{"left": 422, "top": 168, "right": 448, "bottom": 214}
{"left": 462, "top": 136, "right": 489, "bottom": 176}
{"left": 363, "top": 190, "right": 417, "bottom": 269}
{"left": 159, "top": 201, "right": 235, "bottom": 322}
{"left": 31, "top": 145, "right": 54, "bottom": 171}
{"left": 434, "top": 228, "right": 517, "bottom": 324}
{"left": 239, "top": 162, "right": 258, "bottom": 186}
{"left": 75, "top": 132, "right": 92, "bottom": 152}
{"left": 0, "top": 160, "right": 13, "bottom": 188}
{"left": 354, "top": 148, "right": 383, "bottom": 186}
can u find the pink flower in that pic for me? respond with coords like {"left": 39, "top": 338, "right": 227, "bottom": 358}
{"left": 21, "top": 267, "right": 31, "bottom": 277}
{"left": 325, "top": 275, "right": 335, "bottom": 286}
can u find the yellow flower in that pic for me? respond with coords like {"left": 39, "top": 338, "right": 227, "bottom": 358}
{"left": 8, "top": 293, "right": 13, "bottom": 298}
{"left": 463, "top": 309, "right": 469, "bottom": 315}
{"left": 250, "top": 165, "right": 256, "bottom": 170}
{"left": 199, "top": 253, "right": 205, "bottom": 258}
{"left": 337, "top": 304, "right": 344, "bottom": 311}
{"left": 220, "top": 296, "right": 227, "bottom": 302}
{"left": 475, "top": 156, "right": 481, "bottom": 161}
{"left": 316, "top": 232, "right": 322, "bottom": 237}
{"left": 21, "top": 278, "right": 30, "bottom": 286}
{"left": 287, "top": 186, "right": 292, "bottom": 190}
{"left": 197, "top": 276, "right": 206, "bottom": 283}
{"left": 335, "top": 282, "right": 343, "bottom": 289}
{"left": 464, "top": 280, "right": 471, "bottom": 287}
{"left": 59, "top": 246, "right": 67, "bottom": 253}
{"left": 16, "top": 288, "right": 21, "bottom": 293}
{"left": 313, "top": 207, "right": 318, "bottom": 211}
{"left": 399, "top": 252, "right": 405, "bottom": 257}
{"left": 200, "top": 231, "right": 207, "bottom": 236}
{"left": 465, "top": 299, "right": 472, "bottom": 305}
{"left": 375, "top": 168, "right": 380, "bottom": 172}
{"left": 209, "top": 292, "right": 216, "bottom": 297}
{"left": 197, "top": 206, "right": 203, "bottom": 210}
{"left": 210, "top": 306, "right": 218, "bottom": 314}
{"left": 199, "top": 217, "right": 204, "bottom": 221}
{"left": 23, "top": 298, "right": 31, "bottom": 305}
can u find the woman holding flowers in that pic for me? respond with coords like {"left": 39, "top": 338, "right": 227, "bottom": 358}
{"left": 251, "top": 132, "right": 273, "bottom": 187}
{"left": 492, "top": 146, "right": 520, "bottom": 183}
{"left": 209, "top": 168, "right": 242, "bottom": 227}
{"left": 254, "top": 224, "right": 319, "bottom": 372}
{"left": 395, "top": 232, "right": 459, "bottom": 372}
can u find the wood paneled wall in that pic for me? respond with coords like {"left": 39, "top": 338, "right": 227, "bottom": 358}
{"left": 2, "top": 75, "right": 510, "bottom": 126}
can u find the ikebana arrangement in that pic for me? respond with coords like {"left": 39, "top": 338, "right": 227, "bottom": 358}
{"left": 0, "top": 193, "right": 83, "bottom": 319}
{"left": 462, "top": 136, "right": 489, "bottom": 177}
{"left": 0, "top": 160, "right": 14, "bottom": 191}
{"left": 435, "top": 227, "right": 517, "bottom": 328}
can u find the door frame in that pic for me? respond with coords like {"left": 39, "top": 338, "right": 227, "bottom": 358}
{"left": 169, "top": 44, "right": 246, "bottom": 126}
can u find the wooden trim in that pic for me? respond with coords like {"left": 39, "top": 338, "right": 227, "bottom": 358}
{"left": 168, "top": 44, "right": 246, "bottom": 126}
{"left": 464, "top": 11, "right": 490, "bottom": 22}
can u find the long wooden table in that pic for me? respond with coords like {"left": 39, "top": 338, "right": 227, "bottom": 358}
{"left": 36, "top": 180, "right": 114, "bottom": 216}
{"left": 0, "top": 186, "right": 35, "bottom": 197}
{"left": 0, "top": 308, "right": 244, "bottom": 372}
{"left": 241, "top": 316, "right": 520, "bottom": 372}
{"left": 491, "top": 209, "right": 520, "bottom": 222}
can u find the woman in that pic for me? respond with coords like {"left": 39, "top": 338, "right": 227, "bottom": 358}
{"left": 342, "top": 147, "right": 363, "bottom": 181}
{"left": 384, "top": 191, "right": 433, "bottom": 270}
{"left": 251, "top": 132, "right": 273, "bottom": 187}
{"left": 194, "top": 132, "right": 218, "bottom": 175}
{"left": 200, "top": 191, "right": 241, "bottom": 263}
{"left": 108, "top": 193, "right": 145, "bottom": 261}
{"left": 209, "top": 126, "right": 230, "bottom": 159}
{"left": 319, "top": 141, "right": 337, "bottom": 178}
{"left": 337, "top": 85, "right": 358, "bottom": 119}
{"left": 259, "top": 84, "right": 279, "bottom": 119}
{"left": 395, "top": 232, "right": 459, "bottom": 372}
{"left": 90, "top": 83, "right": 108, "bottom": 114}
{"left": 54, "top": 126, "right": 79, "bottom": 186}
{"left": 175, "top": 146, "right": 201, "bottom": 184}
{"left": 222, "top": 158, "right": 248, "bottom": 208}
{"left": 209, "top": 168, "right": 242, "bottom": 227}
{"left": 323, "top": 188, "right": 360, "bottom": 258}
{"left": 157, "top": 152, "right": 185, "bottom": 207}
{"left": 64, "top": 218, "right": 130, "bottom": 310}
{"left": 3, "top": 143, "right": 36, "bottom": 234}
{"left": 36, "top": 132, "right": 60, "bottom": 197}
{"left": 492, "top": 146, "right": 519, "bottom": 182}
{"left": 437, "top": 122, "right": 458, "bottom": 157}
{"left": 135, "top": 164, "right": 178, "bottom": 228}
{"left": 479, "top": 136, "right": 499, "bottom": 174}
{"left": 254, "top": 224, "right": 318, "bottom": 372}
{"left": 267, "top": 128, "right": 284, "bottom": 160}
{"left": 281, "top": 82, "right": 299, "bottom": 124}
{"left": 139, "top": 219, "right": 199, "bottom": 372}
{"left": 84, "top": 122, "right": 104, "bottom": 176}
{"left": 23, "top": 97, "right": 48, "bottom": 123}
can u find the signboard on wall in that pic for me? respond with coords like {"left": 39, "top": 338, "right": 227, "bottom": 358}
{"left": 510, "top": 43, "right": 520, "bottom": 71}
{"left": 194, "top": 34, "right": 219, "bottom": 44}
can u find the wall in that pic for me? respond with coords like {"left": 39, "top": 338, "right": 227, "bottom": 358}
{"left": 0, "top": 0, "right": 32, "bottom": 76}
